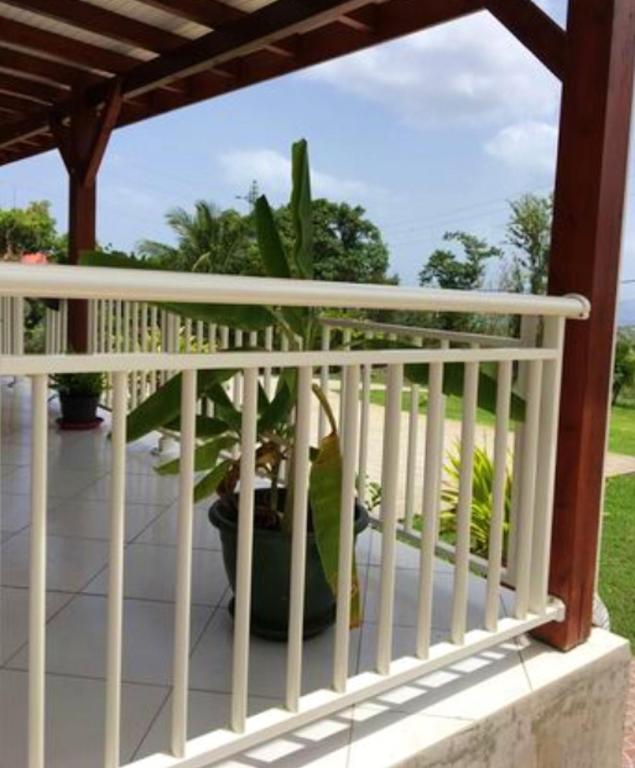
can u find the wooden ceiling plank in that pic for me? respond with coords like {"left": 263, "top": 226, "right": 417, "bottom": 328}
{"left": 0, "top": 46, "right": 101, "bottom": 88}
{"left": 1, "top": 0, "right": 187, "bottom": 53}
{"left": 133, "top": 0, "right": 244, "bottom": 27}
{"left": 0, "top": 72, "right": 65, "bottom": 103}
{"left": 0, "top": 17, "right": 141, "bottom": 74}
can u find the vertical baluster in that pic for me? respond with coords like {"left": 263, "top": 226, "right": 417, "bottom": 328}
{"left": 150, "top": 307, "right": 158, "bottom": 394}
{"left": 376, "top": 364, "right": 404, "bottom": 675}
{"left": 14, "top": 297, "right": 24, "bottom": 354}
{"left": 104, "top": 372, "right": 127, "bottom": 768}
{"left": 285, "top": 366, "right": 313, "bottom": 710}
{"left": 61, "top": 300, "right": 68, "bottom": 353}
{"left": 131, "top": 302, "right": 140, "bottom": 409}
{"left": 529, "top": 318, "right": 566, "bottom": 614}
{"left": 29, "top": 374, "right": 48, "bottom": 768}
{"left": 450, "top": 360, "right": 479, "bottom": 645}
{"left": 233, "top": 330, "right": 244, "bottom": 409}
{"left": 99, "top": 300, "right": 107, "bottom": 354}
{"left": 404, "top": 336, "right": 423, "bottom": 531}
{"left": 338, "top": 328, "right": 352, "bottom": 430}
{"left": 416, "top": 360, "right": 445, "bottom": 658}
{"left": 231, "top": 368, "right": 258, "bottom": 733}
{"left": 333, "top": 365, "right": 361, "bottom": 692}
{"left": 318, "top": 326, "right": 331, "bottom": 443}
{"left": 357, "top": 336, "right": 372, "bottom": 503}
{"left": 220, "top": 325, "right": 229, "bottom": 350}
{"left": 484, "top": 361, "right": 513, "bottom": 631}
{"left": 264, "top": 326, "right": 273, "bottom": 397}
{"left": 507, "top": 317, "right": 538, "bottom": 583}
{"left": 123, "top": 303, "right": 131, "bottom": 409}
{"left": 514, "top": 359, "right": 543, "bottom": 619}
{"left": 141, "top": 304, "right": 149, "bottom": 401}
{"left": 171, "top": 370, "right": 197, "bottom": 757}
{"left": 196, "top": 321, "right": 204, "bottom": 351}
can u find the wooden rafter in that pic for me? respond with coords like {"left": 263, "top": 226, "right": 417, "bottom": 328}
{"left": 133, "top": 0, "right": 244, "bottom": 27}
{"left": 485, "top": 0, "right": 566, "bottom": 80}
{"left": 0, "top": 46, "right": 98, "bottom": 88}
{"left": 0, "top": 0, "right": 187, "bottom": 53}
{"left": 0, "top": 72, "right": 66, "bottom": 104}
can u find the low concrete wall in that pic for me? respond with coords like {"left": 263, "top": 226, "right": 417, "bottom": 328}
{"left": 412, "top": 631, "right": 630, "bottom": 768}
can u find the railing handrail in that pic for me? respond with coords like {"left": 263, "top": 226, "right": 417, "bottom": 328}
{"left": 0, "top": 263, "right": 590, "bottom": 319}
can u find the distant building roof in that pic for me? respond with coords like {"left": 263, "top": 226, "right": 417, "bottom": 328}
{"left": 20, "top": 252, "right": 49, "bottom": 265}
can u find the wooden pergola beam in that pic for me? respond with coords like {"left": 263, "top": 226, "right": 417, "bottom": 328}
{"left": 534, "top": 0, "right": 635, "bottom": 650}
{"left": 1, "top": 0, "right": 188, "bottom": 53}
{"left": 485, "top": 0, "right": 566, "bottom": 80}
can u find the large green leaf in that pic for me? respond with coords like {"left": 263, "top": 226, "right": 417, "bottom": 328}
{"left": 258, "top": 368, "right": 296, "bottom": 434}
{"left": 290, "top": 140, "right": 313, "bottom": 280}
{"left": 194, "top": 459, "right": 233, "bottom": 503}
{"left": 254, "top": 196, "right": 291, "bottom": 279}
{"left": 309, "top": 430, "right": 361, "bottom": 628}
{"left": 126, "top": 368, "right": 235, "bottom": 443}
{"left": 156, "top": 434, "right": 238, "bottom": 475}
{"left": 164, "top": 415, "right": 231, "bottom": 439}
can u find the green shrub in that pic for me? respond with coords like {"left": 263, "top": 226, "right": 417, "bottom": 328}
{"left": 439, "top": 442, "right": 512, "bottom": 559}
{"left": 51, "top": 371, "right": 105, "bottom": 397}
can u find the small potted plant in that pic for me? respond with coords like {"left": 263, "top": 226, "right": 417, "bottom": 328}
{"left": 51, "top": 371, "right": 105, "bottom": 429}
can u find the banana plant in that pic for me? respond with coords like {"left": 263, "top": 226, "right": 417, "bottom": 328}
{"left": 81, "top": 139, "right": 525, "bottom": 628}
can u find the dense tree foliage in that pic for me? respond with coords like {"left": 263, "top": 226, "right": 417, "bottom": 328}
{"left": 503, "top": 193, "right": 552, "bottom": 294}
{"left": 0, "top": 201, "right": 59, "bottom": 258}
{"left": 139, "top": 197, "right": 392, "bottom": 285}
{"left": 613, "top": 332, "right": 635, "bottom": 405}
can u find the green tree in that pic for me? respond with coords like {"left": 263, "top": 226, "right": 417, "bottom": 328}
{"left": 138, "top": 200, "right": 260, "bottom": 275}
{"left": 275, "top": 199, "right": 391, "bottom": 284}
{"left": 0, "top": 200, "right": 58, "bottom": 258}
{"left": 504, "top": 193, "right": 553, "bottom": 294}
{"left": 613, "top": 333, "right": 635, "bottom": 405}
{"left": 419, "top": 231, "right": 502, "bottom": 331}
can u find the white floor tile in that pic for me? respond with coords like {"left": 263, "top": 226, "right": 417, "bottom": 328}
{"left": 134, "top": 689, "right": 279, "bottom": 762}
{"left": 135, "top": 501, "right": 223, "bottom": 550}
{"left": 362, "top": 566, "right": 496, "bottom": 632}
{"left": 1, "top": 587, "right": 72, "bottom": 664}
{"left": 1, "top": 532, "right": 109, "bottom": 591}
{"left": 8, "top": 594, "right": 212, "bottom": 686}
{"left": 0, "top": 669, "right": 167, "bottom": 768}
{"left": 1, "top": 466, "right": 106, "bottom": 499}
{"left": 79, "top": 471, "right": 180, "bottom": 506}
{"left": 82, "top": 543, "right": 229, "bottom": 605}
{"left": 188, "top": 608, "right": 361, "bottom": 701}
{"left": 47, "top": 498, "right": 166, "bottom": 542}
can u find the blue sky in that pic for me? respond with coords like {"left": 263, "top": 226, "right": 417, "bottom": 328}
{"left": 1, "top": 5, "right": 634, "bottom": 310}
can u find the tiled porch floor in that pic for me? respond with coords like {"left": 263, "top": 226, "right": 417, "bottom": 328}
{"left": 0, "top": 378, "right": 547, "bottom": 767}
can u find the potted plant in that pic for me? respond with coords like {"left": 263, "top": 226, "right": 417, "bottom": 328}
{"left": 51, "top": 371, "right": 105, "bottom": 429}
{"left": 82, "top": 140, "right": 525, "bottom": 639}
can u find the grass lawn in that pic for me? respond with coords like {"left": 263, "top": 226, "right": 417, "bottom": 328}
{"left": 369, "top": 387, "right": 635, "bottom": 457}
{"left": 608, "top": 402, "right": 635, "bottom": 456}
{"left": 599, "top": 473, "right": 635, "bottom": 648}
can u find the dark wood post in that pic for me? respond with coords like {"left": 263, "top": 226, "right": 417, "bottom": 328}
{"left": 50, "top": 82, "right": 122, "bottom": 352}
{"left": 535, "top": 0, "right": 635, "bottom": 650}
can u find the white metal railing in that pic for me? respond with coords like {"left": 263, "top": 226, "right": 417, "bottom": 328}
{"left": 0, "top": 295, "right": 25, "bottom": 354}
{"left": 0, "top": 263, "right": 590, "bottom": 768}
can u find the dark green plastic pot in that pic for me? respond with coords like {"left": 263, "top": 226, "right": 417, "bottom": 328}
{"left": 209, "top": 488, "right": 368, "bottom": 641}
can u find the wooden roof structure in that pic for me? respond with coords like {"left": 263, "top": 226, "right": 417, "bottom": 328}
{"left": 0, "top": 0, "right": 566, "bottom": 166}
{"left": 0, "top": 0, "right": 634, "bottom": 656}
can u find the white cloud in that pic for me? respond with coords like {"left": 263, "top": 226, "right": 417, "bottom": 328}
{"left": 219, "top": 148, "right": 376, "bottom": 201}
{"left": 304, "top": 12, "right": 560, "bottom": 130}
{"left": 484, "top": 121, "right": 558, "bottom": 173}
